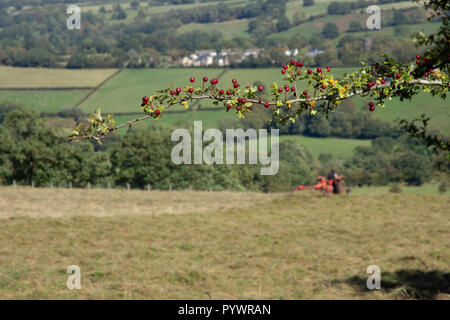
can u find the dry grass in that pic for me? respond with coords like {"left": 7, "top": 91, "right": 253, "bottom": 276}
{"left": 0, "top": 66, "right": 118, "bottom": 89}
{"left": 0, "top": 187, "right": 448, "bottom": 299}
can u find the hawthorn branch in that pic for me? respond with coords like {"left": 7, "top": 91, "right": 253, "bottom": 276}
{"left": 68, "top": 79, "right": 446, "bottom": 142}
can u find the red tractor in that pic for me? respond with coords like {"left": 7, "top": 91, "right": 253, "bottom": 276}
{"left": 297, "top": 175, "right": 346, "bottom": 196}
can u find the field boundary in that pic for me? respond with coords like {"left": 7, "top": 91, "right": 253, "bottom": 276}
{"left": 73, "top": 69, "right": 123, "bottom": 108}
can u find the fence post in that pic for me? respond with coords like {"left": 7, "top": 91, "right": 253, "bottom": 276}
{"left": 87, "top": 182, "right": 91, "bottom": 190}
{"left": 31, "top": 181, "right": 34, "bottom": 188}
{"left": 147, "top": 184, "right": 151, "bottom": 192}
{"left": 13, "top": 180, "right": 16, "bottom": 187}
{"left": 50, "top": 181, "right": 53, "bottom": 188}
{"left": 69, "top": 181, "right": 72, "bottom": 189}
{"left": 169, "top": 183, "right": 172, "bottom": 191}
{"left": 127, "top": 183, "right": 130, "bottom": 191}
{"left": 107, "top": 182, "right": 111, "bottom": 190}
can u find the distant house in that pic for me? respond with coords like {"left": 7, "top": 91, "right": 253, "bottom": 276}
{"left": 181, "top": 50, "right": 217, "bottom": 67}
{"left": 180, "top": 48, "right": 264, "bottom": 67}
{"left": 364, "top": 37, "right": 374, "bottom": 52}
{"left": 284, "top": 48, "right": 299, "bottom": 57}
{"left": 307, "top": 48, "right": 325, "bottom": 57}
{"left": 243, "top": 48, "right": 263, "bottom": 59}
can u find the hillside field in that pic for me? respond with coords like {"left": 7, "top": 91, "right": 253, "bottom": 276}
{"left": 0, "top": 187, "right": 448, "bottom": 299}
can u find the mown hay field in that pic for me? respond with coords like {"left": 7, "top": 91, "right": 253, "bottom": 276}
{"left": 0, "top": 187, "right": 448, "bottom": 299}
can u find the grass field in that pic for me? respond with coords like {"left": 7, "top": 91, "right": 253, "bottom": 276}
{"left": 0, "top": 66, "right": 118, "bottom": 89}
{"left": 279, "top": 136, "right": 371, "bottom": 159}
{"left": 78, "top": 68, "right": 226, "bottom": 114}
{"left": 0, "top": 90, "right": 90, "bottom": 113}
{"left": 0, "top": 187, "right": 448, "bottom": 299}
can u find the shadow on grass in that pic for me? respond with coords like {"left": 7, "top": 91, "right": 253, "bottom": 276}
{"left": 336, "top": 270, "right": 449, "bottom": 299}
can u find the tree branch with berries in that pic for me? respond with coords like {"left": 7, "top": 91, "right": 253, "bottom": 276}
{"left": 70, "top": 0, "right": 449, "bottom": 150}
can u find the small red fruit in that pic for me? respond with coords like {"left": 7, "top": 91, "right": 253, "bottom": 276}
{"left": 281, "top": 69, "right": 286, "bottom": 75}
{"left": 226, "top": 104, "right": 232, "bottom": 110}
{"left": 369, "top": 106, "right": 375, "bottom": 112}
{"left": 188, "top": 88, "right": 194, "bottom": 93}
{"left": 291, "top": 87, "right": 296, "bottom": 92}
{"left": 258, "top": 85, "right": 263, "bottom": 92}
{"left": 170, "top": 90, "right": 176, "bottom": 95}
{"left": 176, "top": 87, "right": 182, "bottom": 94}
{"left": 232, "top": 79, "right": 237, "bottom": 84}
{"left": 317, "top": 67, "right": 322, "bottom": 73}
{"left": 203, "top": 77, "right": 208, "bottom": 82}
{"left": 264, "top": 103, "right": 270, "bottom": 108}
{"left": 219, "top": 89, "right": 224, "bottom": 95}
{"left": 381, "top": 79, "right": 386, "bottom": 84}
{"left": 189, "top": 77, "right": 195, "bottom": 83}
{"left": 326, "top": 66, "right": 331, "bottom": 72}
{"left": 283, "top": 65, "right": 288, "bottom": 69}
{"left": 278, "top": 88, "right": 283, "bottom": 93}
{"left": 290, "top": 59, "right": 296, "bottom": 65}
{"left": 321, "top": 85, "right": 327, "bottom": 90}
{"left": 416, "top": 55, "right": 420, "bottom": 60}
{"left": 226, "top": 90, "right": 232, "bottom": 95}
{"left": 396, "top": 74, "right": 401, "bottom": 79}
{"left": 303, "top": 90, "right": 308, "bottom": 96}
{"left": 307, "top": 69, "right": 312, "bottom": 75}
{"left": 233, "top": 83, "right": 239, "bottom": 88}
{"left": 369, "top": 102, "right": 375, "bottom": 108}
{"left": 155, "top": 110, "right": 161, "bottom": 116}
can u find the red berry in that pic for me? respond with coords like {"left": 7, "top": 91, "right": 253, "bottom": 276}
{"left": 281, "top": 70, "right": 286, "bottom": 75}
{"left": 283, "top": 65, "right": 288, "bottom": 69}
{"left": 321, "top": 85, "right": 327, "bottom": 89}
{"left": 291, "top": 87, "right": 296, "bottom": 92}
{"left": 226, "top": 104, "right": 232, "bottom": 110}
{"left": 236, "top": 106, "right": 241, "bottom": 111}
{"left": 369, "top": 102, "right": 375, "bottom": 108}
{"left": 219, "top": 89, "right": 224, "bottom": 95}
{"left": 170, "top": 90, "right": 176, "bottom": 95}
{"left": 369, "top": 106, "right": 375, "bottom": 112}
{"left": 299, "top": 61, "right": 303, "bottom": 67}
{"left": 381, "top": 79, "right": 386, "bottom": 84}
{"left": 232, "top": 79, "right": 237, "bottom": 84}
{"left": 296, "top": 61, "right": 301, "bottom": 67}
{"left": 142, "top": 96, "right": 149, "bottom": 102}
{"left": 416, "top": 60, "right": 421, "bottom": 64}
{"left": 326, "top": 66, "right": 331, "bottom": 72}
{"left": 307, "top": 69, "right": 312, "bottom": 75}
{"left": 203, "top": 77, "right": 208, "bottom": 82}
{"left": 189, "top": 77, "right": 195, "bottom": 83}
{"left": 188, "top": 88, "right": 194, "bottom": 93}
{"left": 226, "top": 90, "right": 232, "bottom": 95}
{"left": 155, "top": 110, "right": 161, "bottom": 116}
{"left": 278, "top": 88, "right": 283, "bottom": 93}
{"left": 429, "top": 69, "right": 434, "bottom": 73}
{"left": 297, "top": 71, "right": 302, "bottom": 75}
{"left": 176, "top": 87, "right": 181, "bottom": 93}
{"left": 317, "top": 67, "right": 322, "bottom": 73}
{"left": 258, "top": 85, "right": 263, "bottom": 92}
{"left": 264, "top": 103, "right": 270, "bottom": 108}
{"left": 416, "top": 55, "right": 420, "bottom": 60}
{"left": 303, "top": 90, "right": 308, "bottom": 96}
{"left": 233, "top": 83, "right": 239, "bottom": 88}
{"left": 396, "top": 74, "right": 401, "bottom": 79}
{"left": 290, "top": 59, "right": 296, "bottom": 65}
